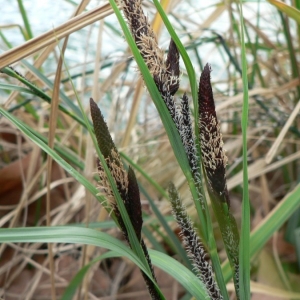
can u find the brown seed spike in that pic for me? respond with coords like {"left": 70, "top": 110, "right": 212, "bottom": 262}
{"left": 126, "top": 166, "right": 143, "bottom": 241}
{"left": 122, "top": 0, "right": 164, "bottom": 78}
{"left": 90, "top": 98, "right": 116, "bottom": 159}
{"left": 165, "top": 39, "right": 180, "bottom": 95}
{"left": 91, "top": 98, "right": 128, "bottom": 202}
{"left": 198, "top": 64, "right": 230, "bottom": 206}
{"left": 199, "top": 64, "right": 216, "bottom": 117}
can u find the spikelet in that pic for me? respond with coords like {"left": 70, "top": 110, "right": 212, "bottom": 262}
{"left": 198, "top": 64, "right": 229, "bottom": 206}
{"left": 90, "top": 98, "right": 160, "bottom": 299}
{"left": 120, "top": 0, "right": 180, "bottom": 115}
{"left": 169, "top": 183, "right": 223, "bottom": 300}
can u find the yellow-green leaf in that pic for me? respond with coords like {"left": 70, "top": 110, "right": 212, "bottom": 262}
{"left": 268, "top": 0, "right": 300, "bottom": 24}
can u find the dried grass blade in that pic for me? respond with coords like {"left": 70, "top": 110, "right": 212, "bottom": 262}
{"left": 0, "top": 3, "right": 112, "bottom": 69}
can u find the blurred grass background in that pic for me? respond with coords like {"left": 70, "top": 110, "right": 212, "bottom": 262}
{"left": 0, "top": 0, "right": 300, "bottom": 299}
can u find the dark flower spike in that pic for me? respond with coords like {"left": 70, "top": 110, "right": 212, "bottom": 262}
{"left": 198, "top": 64, "right": 230, "bottom": 206}
{"left": 90, "top": 98, "right": 117, "bottom": 160}
{"left": 90, "top": 98, "right": 161, "bottom": 299}
{"left": 174, "top": 94, "right": 205, "bottom": 206}
{"left": 121, "top": 0, "right": 164, "bottom": 79}
{"left": 164, "top": 39, "right": 180, "bottom": 96}
{"left": 114, "top": 205, "right": 159, "bottom": 299}
{"left": 198, "top": 65, "right": 240, "bottom": 296}
{"left": 121, "top": 0, "right": 180, "bottom": 95}
{"left": 90, "top": 98, "right": 128, "bottom": 203}
{"left": 168, "top": 183, "right": 223, "bottom": 300}
{"left": 91, "top": 98, "right": 142, "bottom": 234}
{"left": 179, "top": 93, "right": 199, "bottom": 176}
{"left": 114, "top": 195, "right": 159, "bottom": 300}
{"left": 153, "top": 39, "right": 180, "bottom": 108}
{"left": 120, "top": 0, "right": 181, "bottom": 122}
{"left": 127, "top": 166, "right": 143, "bottom": 241}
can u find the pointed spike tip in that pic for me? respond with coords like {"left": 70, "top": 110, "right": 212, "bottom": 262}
{"left": 165, "top": 39, "right": 180, "bottom": 95}
{"left": 199, "top": 63, "right": 215, "bottom": 115}
{"left": 90, "top": 98, "right": 117, "bottom": 159}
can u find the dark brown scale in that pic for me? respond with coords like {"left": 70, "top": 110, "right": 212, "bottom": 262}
{"left": 198, "top": 64, "right": 230, "bottom": 206}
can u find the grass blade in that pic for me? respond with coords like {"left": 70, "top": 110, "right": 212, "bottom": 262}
{"left": 0, "top": 226, "right": 209, "bottom": 299}
{"left": 238, "top": 1, "right": 250, "bottom": 299}
{"left": 17, "top": 0, "right": 33, "bottom": 40}
{"left": 222, "top": 183, "right": 300, "bottom": 283}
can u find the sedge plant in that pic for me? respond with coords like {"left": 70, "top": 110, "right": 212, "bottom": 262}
{"left": 1, "top": 0, "right": 300, "bottom": 299}
{"left": 0, "top": 1, "right": 245, "bottom": 299}
{"left": 88, "top": 0, "right": 242, "bottom": 298}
